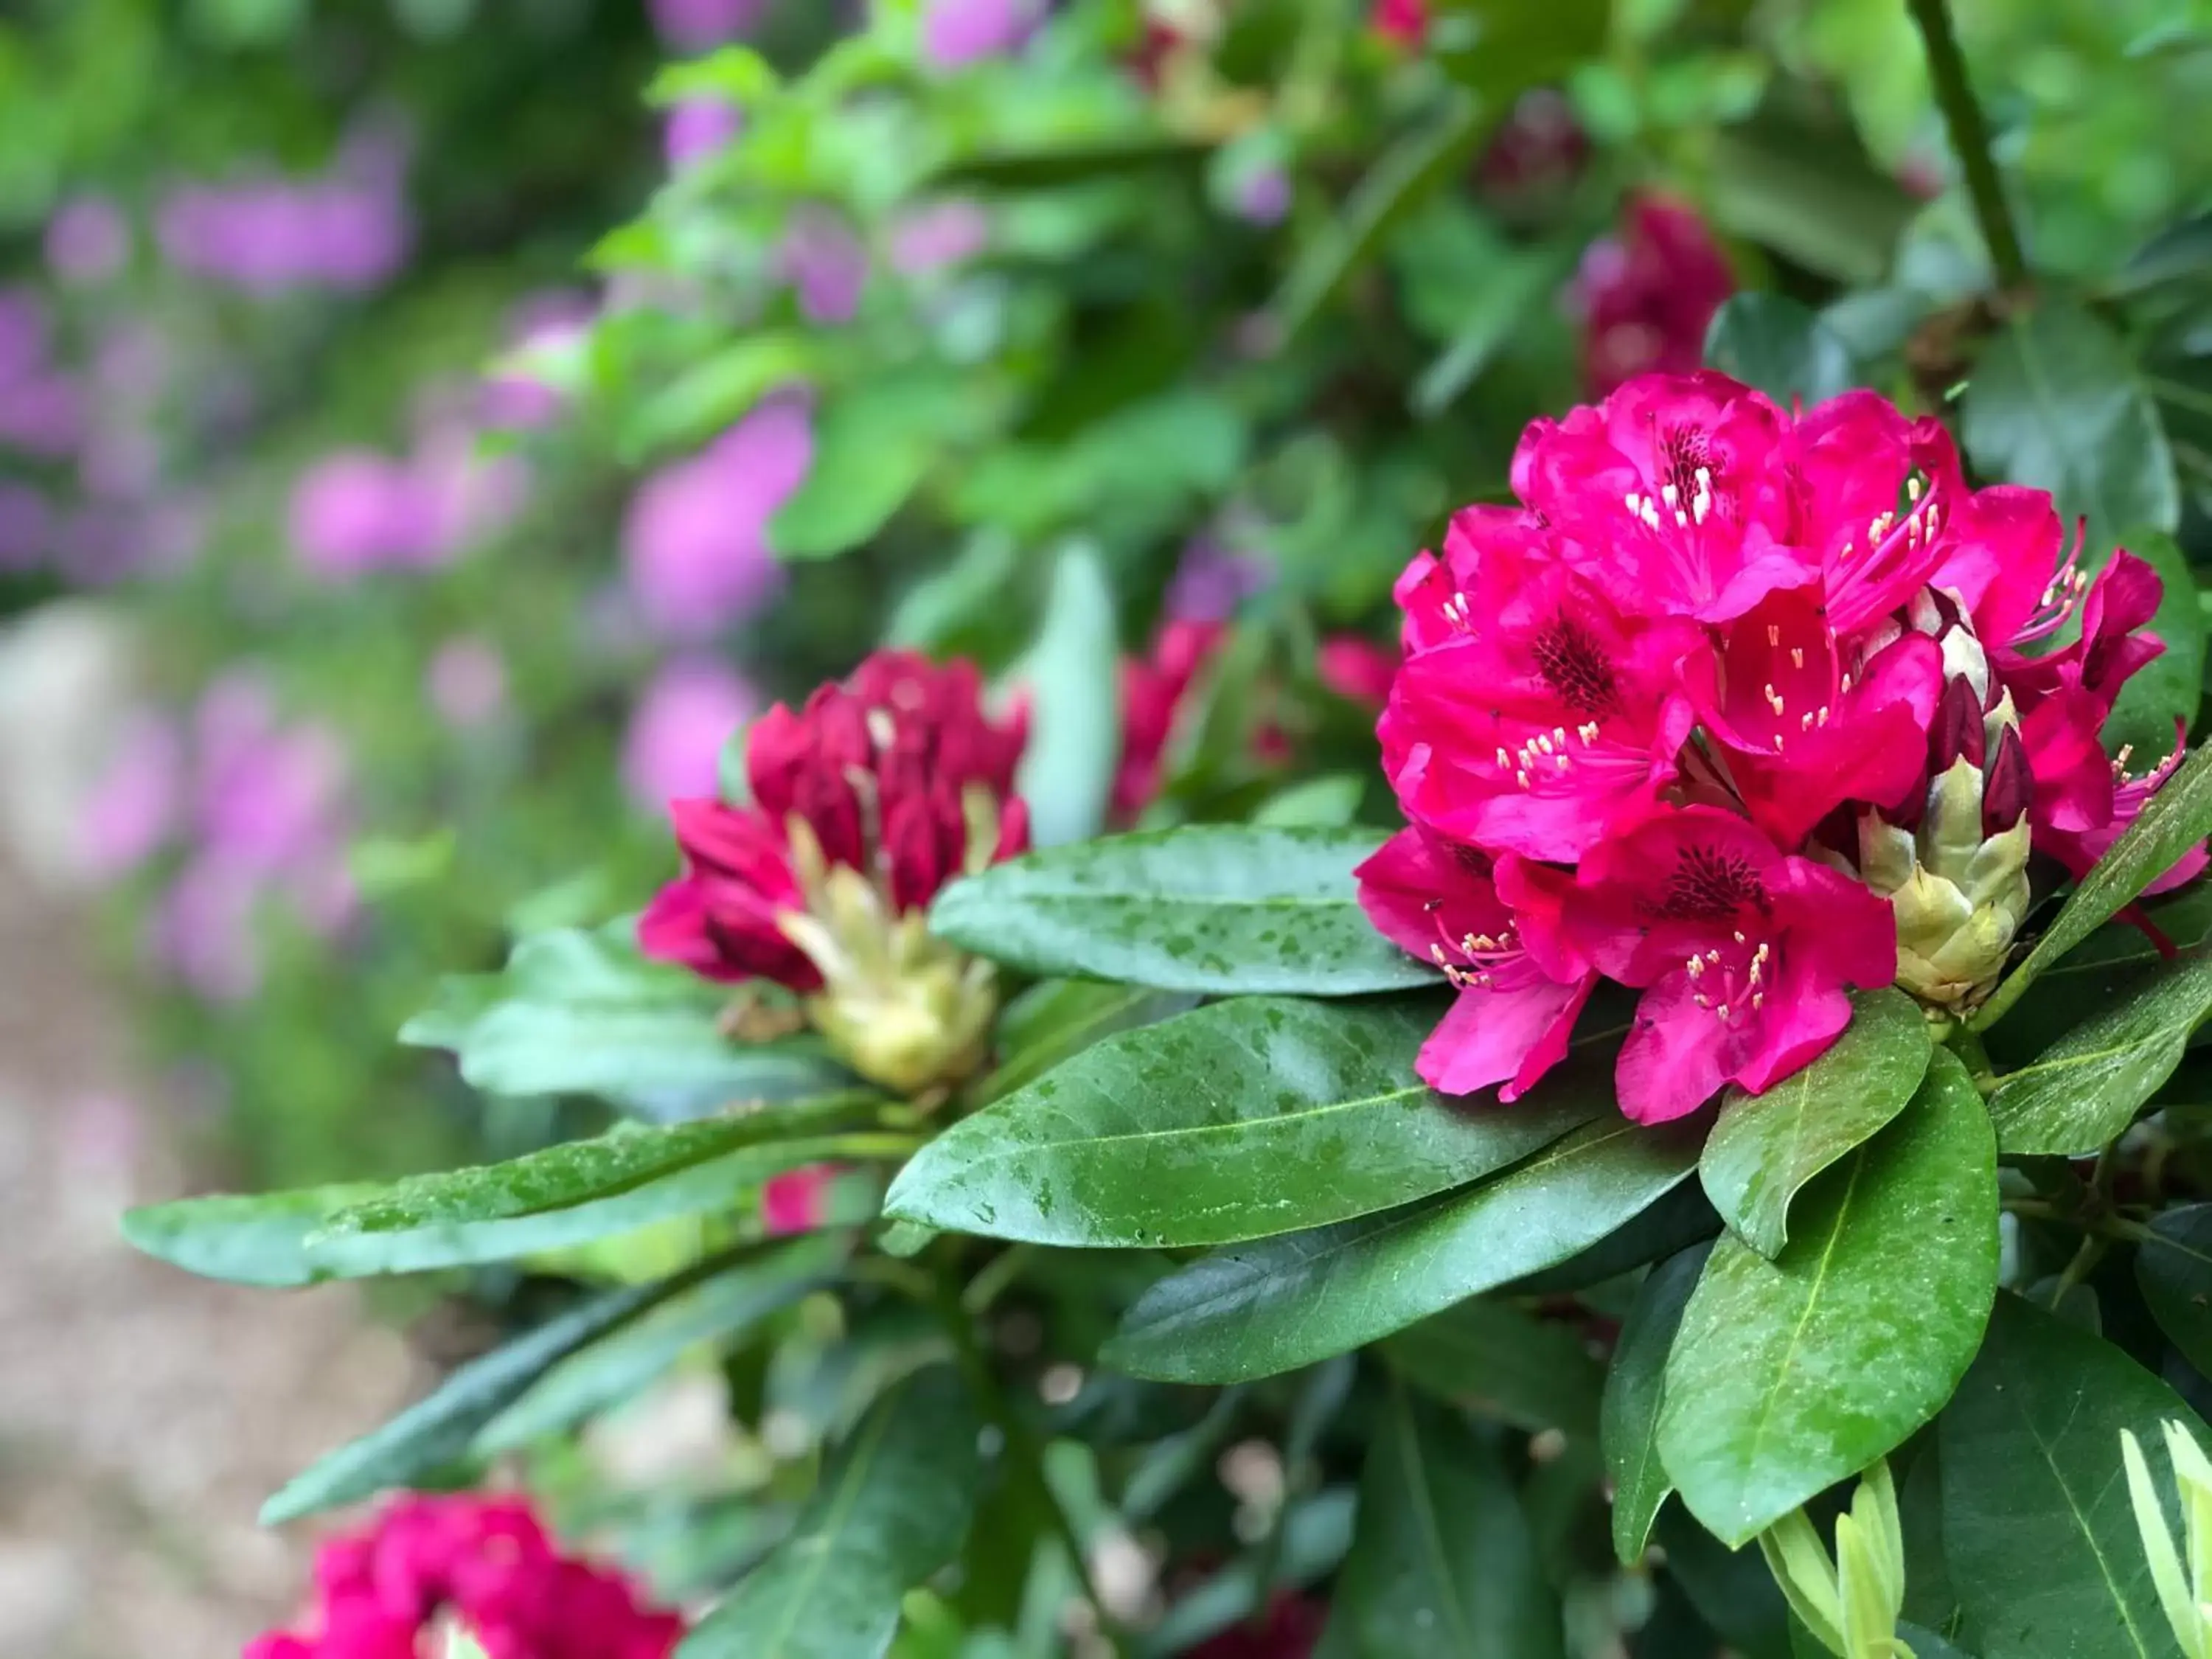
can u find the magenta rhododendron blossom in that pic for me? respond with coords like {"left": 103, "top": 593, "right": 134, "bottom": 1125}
{"left": 1573, "top": 195, "right": 1733, "bottom": 395}
{"left": 1371, "top": 0, "right": 1427, "bottom": 45}
{"left": 1113, "top": 619, "right": 1222, "bottom": 825}
{"left": 246, "top": 1490, "right": 683, "bottom": 1659}
{"left": 1362, "top": 369, "right": 2198, "bottom": 1121}
{"left": 622, "top": 394, "right": 809, "bottom": 640}
{"left": 641, "top": 651, "right": 1028, "bottom": 1093}
{"left": 763, "top": 1165, "right": 835, "bottom": 1234}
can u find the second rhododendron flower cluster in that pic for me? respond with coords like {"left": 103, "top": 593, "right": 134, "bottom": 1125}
{"left": 1360, "top": 370, "right": 2199, "bottom": 1124}
{"left": 641, "top": 650, "right": 1028, "bottom": 1096}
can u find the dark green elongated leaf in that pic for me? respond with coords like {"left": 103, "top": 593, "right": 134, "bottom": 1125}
{"left": 1331, "top": 1380, "right": 1564, "bottom": 1659}
{"left": 1989, "top": 947, "right": 2212, "bottom": 1154}
{"left": 976, "top": 978, "right": 1196, "bottom": 1104}
{"left": 2136, "top": 1204, "right": 2212, "bottom": 1376}
{"left": 1704, "top": 107, "right": 1913, "bottom": 286}
{"left": 929, "top": 133, "right": 1207, "bottom": 189}
{"left": 400, "top": 922, "right": 850, "bottom": 1118}
{"left": 1015, "top": 543, "right": 1120, "bottom": 850}
{"left": 1961, "top": 300, "right": 2180, "bottom": 543}
{"left": 1654, "top": 1503, "right": 1793, "bottom": 1659}
{"left": 2104, "top": 529, "right": 2203, "bottom": 762}
{"left": 928, "top": 825, "right": 1438, "bottom": 995}
{"left": 678, "top": 1366, "right": 982, "bottom": 1659}
{"left": 1941, "top": 1294, "right": 2205, "bottom": 1659}
{"left": 1656, "top": 1051, "right": 1998, "bottom": 1546}
{"left": 1975, "top": 741, "right": 2212, "bottom": 1030}
{"left": 321, "top": 1092, "right": 879, "bottom": 1237}
{"left": 887, "top": 996, "right": 1600, "bottom": 1249}
{"left": 1102, "top": 1101, "right": 1703, "bottom": 1384}
{"left": 1267, "top": 94, "right": 1486, "bottom": 345}
{"left": 121, "top": 1183, "right": 383, "bottom": 1287}
{"left": 1700, "top": 990, "right": 1930, "bottom": 1258}
{"left": 1895, "top": 1625, "right": 1975, "bottom": 1659}
{"left": 1382, "top": 1298, "right": 1603, "bottom": 1439}
{"left": 1138, "top": 1492, "right": 1356, "bottom": 1658}
{"left": 473, "top": 1235, "right": 846, "bottom": 1454}
{"left": 1990, "top": 881, "right": 2212, "bottom": 1050}
{"left": 264, "top": 1268, "right": 695, "bottom": 1523}
{"left": 1503, "top": 1179, "right": 1719, "bottom": 1296}
{"left": 1601, "top": 1242, "right": 1712, "bottom": 1566}
{"left": 1703, "top": 293, "right": 1856, "bottom": 406}
{"left": 768, "top": 372, "right": 973, "bottom": 560}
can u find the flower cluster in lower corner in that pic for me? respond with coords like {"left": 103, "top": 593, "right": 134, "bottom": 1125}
{"left": 246, "top": 1491, "right": 684, "bottom": 1659}
{"left": 1359, "top": 369, "right": 2202, "bottom": 1124}
{"left": 639, "top": 649, "right": 1029, "bottom": 1098}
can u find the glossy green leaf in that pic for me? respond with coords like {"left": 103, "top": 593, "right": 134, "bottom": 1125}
{"left": 1014, "top": 543, "right": 1120, "bottom": 850}
{"left": 2136, "top": 1204, "right": 2212, "bottom": 1376}
{"left": 400, "top": 921, "right": 850, "bottom": 1119}
{"left": 1704, "top": 108, "right": 1914, "bottom": 286}
{"left": 1102, "top": 1097, "right": 1702, "bottom": 1385}
{"left": 1329, "top": 1380, "right": 1565, "bottom": 1659}
{"left": 975, "top": 978, "right": 1194, "bottom": 1105}
{"left": 622, "top": 333, "right": 818, "bottom": 461}
{"left": 678, "top": 1366, "right": 982, "bottom": 1659}
{"left": 120, "top": 1183, "right": 382, "bottom": 1287}
{"left": 1382, "top": 1297, "right": 1603, "bottom": 1439}
{"left": 1703, "top": 293, "right": 1856, "bottom": 406}
{"left": 473, "top": 1236, "right": 843, "bottom": 1454}
{"left": 1989, "top": 881, "right": 2212, "bottom": 1047}
{"left": 1700, "top": 990, "right": 1931, "bottom": 1257}
{"left": 928, "top": 825, "right": 1439, "bottom": 995}
{"left": 1989, "top": 947, "right": 2212, "bottom": 1154}
{"left": 2103, "top": 529, "right": 2203, "bottom": 761}
{"left": 767, "top": 372, "right": 970, "bottom": 560}
{"left": 263, "top": 1270, "right": 688, "bottom": 1523}
{"left": 1657, "top": 1050, "right": 1998, "bottom": 1546}
{"left": 888, "top": 996, "right": 1601, "bottom": 1249}
{"left": 1961, "top": 300, "right": 2180, "bottom": 544}
{"left": 1268, "top": 94, "right": 1486, "bottom": 345}
{"left": 1941, "top": 1294, "right": 2205, "bottom": 1659}
{"left": 1601, "top": 1242, "right": 1711, "bottom": 1566}
{"left": 1975, "top": 740, "right": 2212, "bottom": 1029}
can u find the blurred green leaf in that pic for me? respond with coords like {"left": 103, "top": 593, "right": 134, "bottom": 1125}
{"left": 770, "top": 372, "right": 975, "bottom": 560}
{"left": 1382, "top": 1297, "right": 1604, "bottom": 1439}
{"left": 1703, "top": 292, "right": 1857, "bottom": 404}
{"left": 1015, "top": 543, "right": 1121, "bottom": 849}
{"left": 121, "top": 1183, "right": 383, "bottom": 1288}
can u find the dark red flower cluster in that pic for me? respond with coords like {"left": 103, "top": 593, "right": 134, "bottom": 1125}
{"left": 641, "top": 650, "right": 1027, "bottom": 1093}
{"left": 1575, "top": 195, "right": 1735, "bottom": 396}
{"left": 1361, "top": 370, "right": 2195, "bottom": 1123}
{"left": 246, "top": 1492, "right": 683, "bottom": 1659}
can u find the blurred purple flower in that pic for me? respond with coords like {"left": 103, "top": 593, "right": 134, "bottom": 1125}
{"left": 622, "top": 393, "right": 810, "bottom": 641}
{"left": 1232, "top": 165, "right": 1292, "bottom": 226}
{"left": 157, "top": 167, "right": 409, "bottom": 296}
{"left": 427, "top": 635, "right": 509, "bottom": 728}
{"left": 415, "top": 428, "right": 529, "bottom": 557}
{"left": 195, "top": 709, "right": 352, "bottom": 882}
{"left": 81, "top": 711, "right": 187, "bottom": 879}
{"left": 888, "top": 201, "right": 990, "bottom": 275}
{"left": 1166, "top": 537, "right": 1273, "bottom": 622}
{"left": 288, "top": 450, "right": 442, "bottom": 580}
{"left": 780, "top": 209, "right": 867, "bottom": 324}
{"left": 0, "top": 371, "right": 86, "bottom": 459}
{"left": 481, "top": 294, "right": 592, "bottom": 430}
{"left": 46, "top": 196, "right": 131, "bottom": 285}
{"left": 922, "top": 0, "right": 1034, "bottom": 67}
{"left": 650, "top": 0, "right": 766, "bottom": 49}
{"left": 152, "top": 855, "right": 263, "bottom": 1004}
{"left": 667, "top": 97, "right": 743, "bottom": 171}
{"left": 622, "top": 655, "right": 760, "bottom": 810}
{"left": 0, "top": 288, "right": 49, "bottom": 383}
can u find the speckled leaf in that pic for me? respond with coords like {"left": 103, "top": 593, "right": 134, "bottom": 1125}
{"left": 1382, "top": 1297, "right": 1604, "bottom": 1439}
{"left": 928, "top": 825, "right": 1438, "bottom": 996}
{"left": 886, "top": 996, "right": 1601, "bottom": 1248}
{"left": 1941, "top": 1294, "right": 2203, "bottom": 1659}
{"left": 400, "top": 921, "right": 850, "bottom": 1118}
{"left": 1977, "top": 717, "right": 2212, "bottom": 1032}
{"left": 1102, "top": 1088, "right": 1703, "bottom": 1385}
{"left": 1700, "top": 989, "right": 1930, "bottom": 1257}
{"left": 1655, "top": 1050, "right": 1998, "bottom": 1546}
{"left": 121, "top": 1183, "right": 383, "bottom": 1287}
{"left": 974, "top": 978, "right": 1196, "bottom": 1104}
{"left": 1989, "top": 882, "right": 2212, "bottom": 1055}
{"left": 2136, "top": 1204, "right": 2212, "bottom": 1376}
{"left": 678, "top": 1366, "right": 982, "bottom": 1659}
{"left": 1601, "top": 1241, "right": 1711, "bottom": 1565}
{"left": 1329, "top": 1380, "right": 1565, "bottom": 1659}
{"left": 263, "top": 1272, "right": 683, "bottom": 1523}
{"left": 1988, "top": 947, "right": 2212, "bottom": 1155}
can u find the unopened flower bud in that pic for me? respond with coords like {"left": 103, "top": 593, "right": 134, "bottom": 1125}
{"left": 1983, "top": 723, "right": 2032, "bottom": 835}
{"left": 1930, "top": 673, "right": 1985, "bottom": 775}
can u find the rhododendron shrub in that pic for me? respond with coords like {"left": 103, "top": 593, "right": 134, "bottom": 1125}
{"left": 91, "top": 2, "right": 2212, "bottom": 1657}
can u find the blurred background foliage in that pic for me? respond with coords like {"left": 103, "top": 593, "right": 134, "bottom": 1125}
{"left": 10, "top": 0, "right": 2212, "bottom": 1203}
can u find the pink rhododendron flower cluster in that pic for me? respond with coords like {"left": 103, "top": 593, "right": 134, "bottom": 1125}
{"left": 1573, "top": 196, "right": 1735, "bottom": 396}
{"left": 1360, "top": 370, "right": 2197, "bottom": 1124}
{"left": 641, "top": 650, "right": 1029, "bottom": 1093}
{"left": 156, "top": 131, "right": 410, "bottom": 296}
{"left": 246, "top": 1490, "right": 683, "bottom": 1659}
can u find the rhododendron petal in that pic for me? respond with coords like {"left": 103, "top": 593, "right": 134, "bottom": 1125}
{"left": 1418, "top": 973, "right": 1594, "bottom": 1102}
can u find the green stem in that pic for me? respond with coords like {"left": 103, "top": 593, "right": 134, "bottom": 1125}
{"left": 1944, "top": 1022, "right": 1997, "bottom": 1094}
{"left": 1903, "top": 0, "right": 2028, "bottom": 291}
